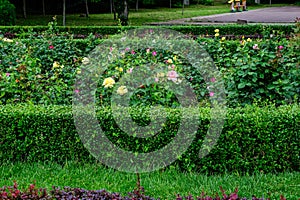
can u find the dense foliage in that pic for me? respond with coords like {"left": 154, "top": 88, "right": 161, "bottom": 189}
{"left": 199, "top": 28, "right": 300, "bottom": 106}
{"left": 0, "top": 0, "right": 16, "bottom": 26}
{"left": 0, "top": 24, "right": 299, "bottom": 107}
{"left": 0, "top": 104, "right": 298, "bottom": 173}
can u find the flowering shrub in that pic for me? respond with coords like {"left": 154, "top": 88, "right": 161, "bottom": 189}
{"left": 0, "top": 19, "right": 299, "bottom": 107}
{"left": 93, "top": 45, "right": 211, "bottom": 108}
{"left": 198, "top": 29, "right": 300, "bottom": 107}
{"left": 0, "top": 20, "right": 85, "bottom": 105}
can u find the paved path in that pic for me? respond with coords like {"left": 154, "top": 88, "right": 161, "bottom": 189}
{"left": 147, "top": 6, "right": 300, "bottom": 25}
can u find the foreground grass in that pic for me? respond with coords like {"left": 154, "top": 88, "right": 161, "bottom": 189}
{"left": 0, "top": 162, "right": 299, "bottom": 199}
{"left": 15, "top": 4, "right": 292, "bottom": 26}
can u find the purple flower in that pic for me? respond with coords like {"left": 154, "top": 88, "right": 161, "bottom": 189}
{"left": 6, "top": 73, "right": 10, "bottom": 77}
{"left": 209, "top": 92, "right": 214, "bottom": 97}
{"left": 75, "top": 89, "right": 79, "bottom": 94}
{"left": 278, "top": 45, "right": 284, "bottom": 50}
{"left": 131, "top": 50, "right": 135, "bottom": 55}
{"left": 152, "top": 51, "right": 157, "bottom": 56}
{"left": 210, "top": 77, "right": 216, "bottom": 82}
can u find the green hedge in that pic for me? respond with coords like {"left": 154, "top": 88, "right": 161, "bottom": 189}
{"left": 0, "top": 24, "right": 294, "bottom": 37}
{"left": 0, "top": 104, "right": 299, "bottom": 174}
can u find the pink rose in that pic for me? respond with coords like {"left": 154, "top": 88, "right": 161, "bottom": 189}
{"left": 127, "top": 68, "right": 133, "bottom": 73}
{"left": 167, "top": 70, "right": 179, "bottom": 82}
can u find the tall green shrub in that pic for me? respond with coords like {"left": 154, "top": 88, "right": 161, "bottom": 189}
{"left": 0, "top": 0, "right": 16, "bottom": 26}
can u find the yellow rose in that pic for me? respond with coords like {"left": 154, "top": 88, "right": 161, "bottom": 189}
{"left": 77, "top": 70, "right": 81, "bottom": 74}
{"left": 118, "top": 67, "right": 123, "bottom": 72}
{"left": 221, "top": 37, "right": 226, "bottom": 41}
{"left": 215, "top": 33, "right": 220, "bottom": 37}
{"left": 102, "top": 77, "right": 115, "bottom": 88}
{"left": 53, "top": 61, "right": 60, "bottom": 68}
{"left": 117, "top": 86, "right": 128, "bottom": 95}
{"left": 167, "top": 59, "right": 173, "bottom": 64}
{"left": 157, "top": 72, "right": 165, "bottom": 78}
{"left": 247, "top": 38, "right": 252, "bottom": 42}
{"left": 82, "top": 57, "right": 89, "bottom": 65}
{"left": 3, "top": 38, "right": 13, "bottom": 43}
{"left": 214, "top": 29, "right": 219, "bottom": 33}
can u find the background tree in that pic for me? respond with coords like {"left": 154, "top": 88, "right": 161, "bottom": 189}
{"left": 42, "top": 0, "right": 45, "bottom": 16}
{"left": 115, "top": 0, "right": 129, "bottom": 25}
{"left": 136, "top": 0, "right": 139, "bottom": 11}
{"left": 63, "top": 0, "right": 66, "bottom": 26}
{"left": 85, "top": 0, "right": 89, "bottom": 17}
{"left": 23, "top": 0, "right": 26, "bottom": 18}
{"left": 0, "top": 0, "right": 16, "bottom": 25}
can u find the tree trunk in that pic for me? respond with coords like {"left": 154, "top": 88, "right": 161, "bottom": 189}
{"left": 85, "top": 0, "right": 89, "bottom": 18}
{"left": 115, "top": 0, "right": 129, "bottom": 25}
{"left": 63, "top": 0, "right": 66, "bottom": 26}
{"left": 112, "top": 0, "right": 116, "bottom": 20}
{"left": 42, "top": 0, "right": 45, "bottom": 16}
{"left": 182, "top": 0, "right": 184, "bottom": 15}
{"left": 110, "top": 0, "right": 113, "bottom": 13}
{"left": 170, "top": 0, "right": 171, "bottom": 8}
{"left": 124, "top": 0, "right": 128, "bottom": 20}
{"left": 23, "top": 0, "right": 26, "bottom": 19}
{"left": 136, "top": 0, "right": 138, "bottom": 11}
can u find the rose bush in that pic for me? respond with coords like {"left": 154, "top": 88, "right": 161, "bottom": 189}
{"left": 0, "top": 20, "right": 299, "bottom": 107}
{"left": 197, "top": 29, "right": 300, "bottom": 107}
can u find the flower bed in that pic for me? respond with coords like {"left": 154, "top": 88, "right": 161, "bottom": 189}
{"left": 0, "top": 26, "right": 299, "bottom": 107}
{"left": 0, "top": 182, "right": 290, "bottom": 200}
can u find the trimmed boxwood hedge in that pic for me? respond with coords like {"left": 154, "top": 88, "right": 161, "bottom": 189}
{"left": 0, "top": 24, "right": 294, "bottom": 38}
{"left": 0, "top": 104, "right": 299, "bottom": 174}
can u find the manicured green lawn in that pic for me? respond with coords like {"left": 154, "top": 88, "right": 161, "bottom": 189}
{"left": 15, "top": 4, "right": 291, "bottom": 26}
{"left": 0, "top": 162, "right": 299, "bottom": 199}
